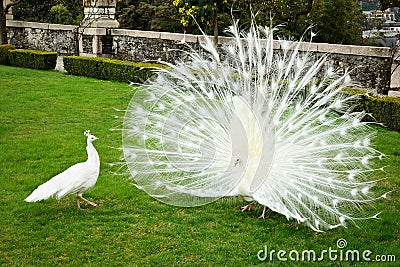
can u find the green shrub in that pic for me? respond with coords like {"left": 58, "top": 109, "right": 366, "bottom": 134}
{"left": 61, "top": 56, "right": 400, "bottom": 131}
{"left": 63, "top": 56, "right": 166, "bottom": 83}
{"left": 8, "top": 49, "right": 57, "bottom": 70}
{"left": 359, "top": 94, "right": 400, "bottom": 132}
{"left": 0, "top": 44, "right": 16, "bottom": 65}
{"left": 50, "top": 4, "right": 74, "bottom": 25}
{"left": 345, "top": 89, "right": 400, "bottom": 132}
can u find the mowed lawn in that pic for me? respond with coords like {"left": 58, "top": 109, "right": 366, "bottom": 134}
{"left": 0, "top": 65, "right": 399, "bottom": 266}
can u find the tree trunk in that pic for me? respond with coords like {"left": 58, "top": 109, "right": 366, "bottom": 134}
{"left": 0, "top": 0, "right": 7, "bottom": 44}
{"left": 213, "top": 8, "right": 218, "bottom": 45}
{"left": 0, "top": 0, "right": 20, "bottom": 44}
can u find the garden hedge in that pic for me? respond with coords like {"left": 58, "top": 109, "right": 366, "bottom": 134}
{"left": 8, "top": 49, "right": 57, "bottom": 70}
{"left": 61, "top": 56, "right": 399, "bottom": 131}
{"left": 0, "top": 44, "right": 16, "bottom": 65}
{"left": 345, "top": 89, "right": 400, "bottom": 132}
{"left": 63, "top": 56, "right": 166, "bottom": 83}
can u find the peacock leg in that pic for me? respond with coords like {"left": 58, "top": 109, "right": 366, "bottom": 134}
{"left": 76, "top": 195, "right": 82, "bottom": 209}
{"left": 76, "top": 194, "right": 97, "bottom": 207}
{"left": 241, "top": 201, "right": 256, "bottom": 212}
{"left": 259, "top": 206, "right": 268, "bottom": 219}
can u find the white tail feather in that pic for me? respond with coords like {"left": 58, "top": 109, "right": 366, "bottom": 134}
{"left": 25, "top": 179, "right": 63, "bottom": 202}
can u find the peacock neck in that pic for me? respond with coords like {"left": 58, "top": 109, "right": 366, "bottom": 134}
{"left": 86, "top": 142, "right": 100, "bottom": 165}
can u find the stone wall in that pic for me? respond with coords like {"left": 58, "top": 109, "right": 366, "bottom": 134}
{"left": 5, "top": 20, "right": 394, "bottom": 94}
{"left": 110, "top": 29, "right": 202, "bottom": 63}
{"left": 7, "top": 21, "right": 78, "bottom": 55}
{"left": 309, "top": 44, "right": 393, "bottom": 94}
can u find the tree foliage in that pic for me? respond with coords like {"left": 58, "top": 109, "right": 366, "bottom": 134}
{"left": 116, "top": 0, "right": 181, "bottom": 32}
{"left": 236, "top": 0, "right": 313, "bottom": 39}
{"left": 311, "top": 0, "right": 363, "bottom": 45}
{"left": 172, "top": 0, "right": 236, "bottom": 42}
{"left": 117, "top": 0, "right": 366, "bottom": 44}
{"left": 234, "top": 0, "right": 363, "bottom": 45}
{"left": 12, "top": 0, "right": 82, "bottom": 25}
{"left": 49, "top": 4, "right": 75, "bottom": 25}
{"left": 7, "top": 0, "right": 367, "bottom": 45}
{"left": 172, "top": 0, "right": 233, "bottom": 28}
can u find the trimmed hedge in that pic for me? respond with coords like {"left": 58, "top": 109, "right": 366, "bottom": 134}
{"left": 345, "top": 89, "right": 400, "bottom": 132}
{"left": 62, "top": 56, "right": 400, "bottom": 131}
{"left": 0, "top": 44, "right": 16, "bottom": 65}
{"left": 63, "top": 56, "right": 166, "bottom": 83}
{"left": 8, "top": 49, "right": 57, "bottom": 70}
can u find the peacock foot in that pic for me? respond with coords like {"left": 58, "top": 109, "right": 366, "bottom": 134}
{"left": 241, "top": 201, "right": 256, "bottom": 212}
{"left": 76, "top": 194, "right": 97, "bottom": 209}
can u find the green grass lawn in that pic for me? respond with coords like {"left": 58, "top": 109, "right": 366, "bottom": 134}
{"left": 0, "top": 65, "right": 399, "bottom": 266}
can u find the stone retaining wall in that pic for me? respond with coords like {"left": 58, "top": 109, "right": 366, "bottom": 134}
{"left": 7, "top": 21, "right": 79, "bottom": 55}
{"left": 6, "top": 20, "right": 395, "bottom": 94}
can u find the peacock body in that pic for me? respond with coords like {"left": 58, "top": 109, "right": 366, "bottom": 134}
{"left": 122, "top": 21, "right": 386, "bottom": 231}
{"left": 25, "top": 130, "right": 100, "bottom": 209}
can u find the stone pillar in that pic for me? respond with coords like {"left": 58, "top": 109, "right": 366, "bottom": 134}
{"left": 79, "top": 0, "right": 119, "bottom": 57}
{"left": 391, "top": 46, "right": 400, "bottom": 91}
{"left": 81, "top": 0, "right": 119, "bottom": 28}
{"left": 78, "top": 28, "right": 107, "bottom": 57}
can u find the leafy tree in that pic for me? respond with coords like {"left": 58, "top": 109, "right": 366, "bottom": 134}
{"left": 236, "top": 0, "right": 313, "bottom": 40}
{"left": 53, "top": 0, "right": 81, "bottom": 23}
{"left": 4, "top": 0, "right": 369, "bottom": 46}
{"left": 235, "top": 0, "right": 363, "bottom": 44}
{"left": 12, "top": 0, "right": 50, "bottom": 22}
{"left": 50, "top": 4, "right": 75, "bottom": 25}
{"left": 12, "top": 0, "right": 82, "bottom": 25}
{"left": 311, "top": 0, "right": 363, "bottom": 45}
{"left": 117, "top": 0, "right": 181, "bottom": 32}
{"left": 170, "top": 0, "right": 364, "bottom": 45}
{"left": 172, "top": 0, "right": 237, "bottom": 43}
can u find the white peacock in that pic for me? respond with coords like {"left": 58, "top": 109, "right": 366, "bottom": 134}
{"left": 122, "top": 20, "right": 387, "bottom": 232}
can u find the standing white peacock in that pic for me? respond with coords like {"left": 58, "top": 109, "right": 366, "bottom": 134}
{"left": 25, "top": 130, "right": 100, "bottom": 209}
{"left": 122, "top": 20, "right": 387, "bottom": 231}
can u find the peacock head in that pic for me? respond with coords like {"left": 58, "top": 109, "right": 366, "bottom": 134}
{"left": 84, "top": 130, "right": 99, "bottom": 143}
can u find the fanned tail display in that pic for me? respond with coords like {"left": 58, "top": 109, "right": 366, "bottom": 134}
{"left": 122, "top": 20, "right": 386, "bottom": 231}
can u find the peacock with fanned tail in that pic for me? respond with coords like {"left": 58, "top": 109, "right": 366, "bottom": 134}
{"left": 122, "top": 20, "right": 387, "bottom": 232}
